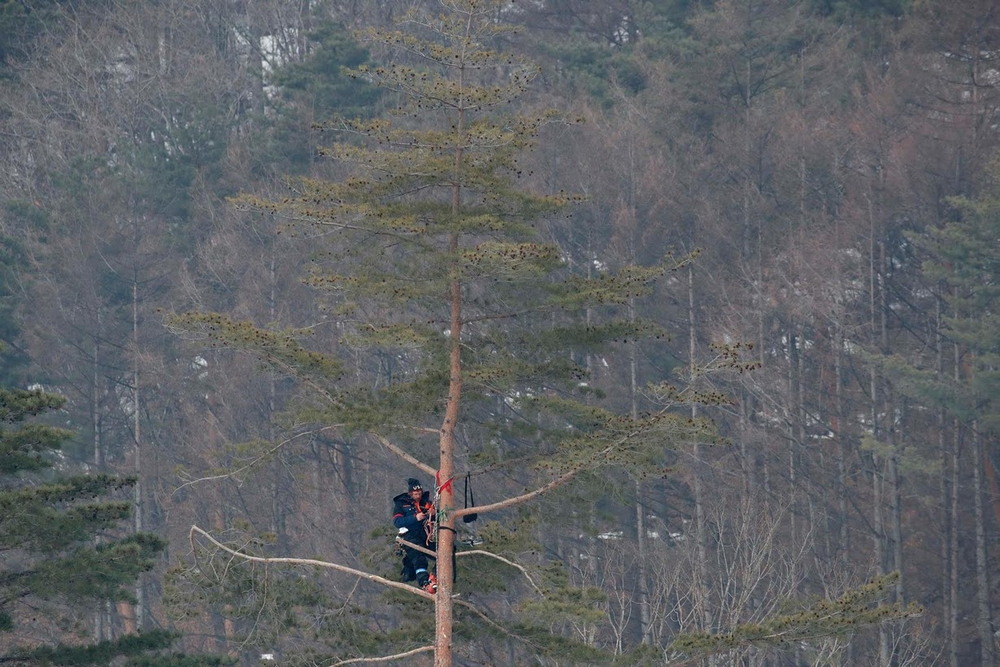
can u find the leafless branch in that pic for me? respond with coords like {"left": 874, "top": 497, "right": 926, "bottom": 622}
{"left": 372, "top": 433, "right": 436, "bottom": 475}
{"left": 189, "top": 525, "right": 432, "bottom": 599}
{"left": 173, "top": 425, "right": 344, "bottom": 493}
{"left": 451, "top": 467, "right": 579, "bottom": 519}
{"left": 450, "top": 414, "right": 664, "bottom": 520}
{"left": 456, "top": 549, "right": 543, "bottom": 595}
{"left": 329, "top": 645, "right": 434, "bottom": 665}
{"left": 395, "top": 539, "right": 543, "bottom": 594}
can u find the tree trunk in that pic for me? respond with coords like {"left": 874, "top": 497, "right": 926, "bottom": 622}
{"left": 870, "top": 206, "right": 890, "bottom": 665}
{"left": 973, "top": 423, "right": 996, "bottom": 665}
{"left": 628, "top": 300, "right": 651, "bottom": 645}
{"left": 950, "top": 418, "right": 961, "bottom": 667}
{"left": 435, "top": 59, "right": 468, "bottom": 658}
{"left": 835, "top": 322, "right": 849, "bottom": 559}
{"left": 688, "top": 263, "right": 713, "bottom": 647}
{"left": 131, "top": 276, "right": 145, "bottom": 630}
{"left": 936, "top": 298, "right": 958, "bottom": 667}
{"left": 434, "top": 265, "right": 462, "bottom": 666}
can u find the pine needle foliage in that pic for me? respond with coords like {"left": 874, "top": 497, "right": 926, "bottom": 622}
{"left": 8, "top": 630, "right": 233, "bottom": 667}
{"left": 0, "top": 384, "right": 187, "bottom": 665}
{"left": 175, "top": 0, "right": 694, "bottom": 473}
{"left": 907, "top": 178, "right": 1000, "bottom": 434}
{"left": 667, "top": 572, "right": 922, "bottom": 660}
{"left": 170, "top": 1, "right": 698, "bottom": 663}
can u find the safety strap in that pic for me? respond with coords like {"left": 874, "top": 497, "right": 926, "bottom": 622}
{"left": 463, "top": 473, "right": 478, "bottom": 523}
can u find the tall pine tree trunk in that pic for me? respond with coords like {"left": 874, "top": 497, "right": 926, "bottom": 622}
{"left": 434, "top": 261, "right": 462, "bottom": 666}
{"left": 628, "top": 300, "right": 652, "bottom": 645}
{"left": 973, "top": 423, "right": 995, "bottom": 665}
{"left": 435, "top": 68, "right": 468, "bottom": 659}
{"left": 936, "top": 298, "right": 959, "bottom": 667}
{"left": 950, "top": 419, "right": 961, "bottom": 667}
{"left": 689, "top": 263, "right": 713, "bottom": 649}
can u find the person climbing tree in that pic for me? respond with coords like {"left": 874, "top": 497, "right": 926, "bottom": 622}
{"left": 392, "top": 478, "right": 437, "bottom": 593}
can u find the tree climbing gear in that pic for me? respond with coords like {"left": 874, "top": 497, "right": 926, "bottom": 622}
{"left": 463, "top": 472, "right": 478, "bottom": 523}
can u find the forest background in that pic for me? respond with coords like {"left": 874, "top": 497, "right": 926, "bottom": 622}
{"left": 0, "top": 0, "right": 997, "bottom": 665}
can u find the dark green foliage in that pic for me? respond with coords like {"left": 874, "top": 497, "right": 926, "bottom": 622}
{"left": 811, "top": 0, "right": 909, "bottom": 19}
{"left": 127, "top": 654, "right": 235, "bottom": 667}
{"left": 0, "top": 387, "right": 72, "bottom": 474}
{"left": 902, "top": 170, "right": 1000, "bottom": 434}
{"left": 9, "top": 630, "right": 175, "bottom": 666}
{"left": 535, "top": 35, "right": 648, "bottom": 102}
{"left": 0, "top": 0, "right": 104, "bottom": 77}
{"left": 0, "top": 383, "right": 182, "bottom": 664}
{"left": 504, "top": 621, "right": 613, "bottom": 664}
{"left": 272, "top": 21, "right": 380, "bottom": 120}
{"left": 121, "top": 97, "right": 231, "bottom": 222}
{"left": 512, "top": 0, "right": 701, "bottom": 104}
{"left": 256, "top": 20, "right": 382, "bottom": 174}
{"left": 169, "top": 1, "right": 703, "bottom": 662}
{"left": 29, "top": 532, "right": 165, "bottom": 601}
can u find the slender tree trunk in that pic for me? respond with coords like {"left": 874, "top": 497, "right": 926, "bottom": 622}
{"left": 435, "top": 262, "right": 461, "bottom": 667}
{"left": 688, "top": 263, "right": 713, "bottom": 648}
{"left": 935, "top": 298, "right": 958, "bottom": 667}
{"left": 949, "top": 418, "right": 961, "bottom": 667}
{"left": 973, "top": 422, "right": 996, "bottom": 665}
{"left": 129, "top": 276, "right": 145, "bottom": 631}
{"left": 623, "top": 299, "right": 651, "bottom": 644}
{"left": 435, "top": 56, "right": 468, "bottom": 662}
{"left": 267, "top": 247, "right": 288, "bottom": 551}
{"left": 835, "top": 322, "right": 849, "bottom": 559}
{"left": 92, "top": 313, "right": 107, "bottom": 641}
{"left": 93, "top": 314, "right": 103, "bottom": 468}
{"left": 628, "top": 300, "right": 651, "bottom": 645}
{"left": 888, "top": 414, "right": 903, "bottom": 600}
{"left": 869, "top": 204, "right": 890, "bottom": 665}
{"left": 787, "top": 329, "right": 799, "bottom": 551}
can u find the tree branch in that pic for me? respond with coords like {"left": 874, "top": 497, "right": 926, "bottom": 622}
{"left": 451, "top": 467, "right": 579, "bottom": 519}
{"left": 189, "top": 526, "right": 432, "bottom": 599}
{"left": 330, "top": 645, "right": 434, "bottom": 666}
{"left": 395, "top": 537, "right": 436, "bottom": 558}
{"left": 194, "top": 530, "right": 536, "bottom": 663}
{"left": 173, "top": 425, "right": 344, "bottom": 493}
{"left": 451, "top": 410, "right": 673, "bottom": 520}
{"left": 372, "top": 433, "right": 435, "bottom": 475}
{"left": 395, "top": 539, "right": 542, "bottom": 595}
{"left": 455, "top": 550, "right": 543, "bottom": 595}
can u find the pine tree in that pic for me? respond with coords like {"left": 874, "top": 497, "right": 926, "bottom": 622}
{"left": 897, "top": 168, "right": 1000, "bottom": 665}
{"left": 0, "top": 383, "right": 225, "bottom": 665}
{"left": 668, "top": 572, "right": 921, "bottom": 662}
{"left": 171, "top": 1, "right": 699, "bottom": 664}
{"left": 915, "top": 190, "right": 1000, "bottom": 434}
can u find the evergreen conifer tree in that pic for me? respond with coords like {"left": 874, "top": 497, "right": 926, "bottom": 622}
{"left": 171, "top": 1, "right": 699, "bottom": 663}
{"left": 913, "top": 187, "right": 1000, "bottom": 434}
{"left": 0, "top": 382, "right": 225, "bottom": 665}
{"left": 168, "top": 2, "right": 927, "bottom": 663}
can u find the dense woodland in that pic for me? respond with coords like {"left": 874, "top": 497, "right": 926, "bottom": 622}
{"left": 0, "top": 0, "right": 998, "bottom": 665}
